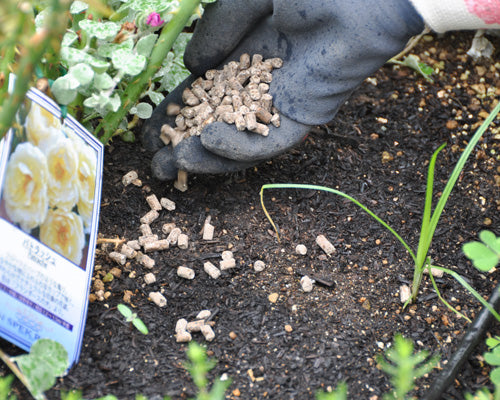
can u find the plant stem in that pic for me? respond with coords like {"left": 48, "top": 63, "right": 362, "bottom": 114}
{"left": 0, "top": 347, "right": 38, "bottom": 399}
{"left": 95, "top": 0, "right": 201, "bottom": 144}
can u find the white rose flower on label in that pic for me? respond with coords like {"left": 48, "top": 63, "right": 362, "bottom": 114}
{"left": 76, "top": 144, "right": 97, "bottom": 229}
{"left": 26, "top": 103, "right": 64, "bottom": 154}
{"left": 3, "top": 142, "right": 49, "bottom": 232}
{"left": 46, "top": 137, "right": 79, "bottom": 211}
{"left": 40, "top": 209, "right": 85, "bottom": 265}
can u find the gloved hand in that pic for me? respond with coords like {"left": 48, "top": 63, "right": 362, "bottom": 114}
{"left": 142, "top": 0, "right": 424, "bottom": 180}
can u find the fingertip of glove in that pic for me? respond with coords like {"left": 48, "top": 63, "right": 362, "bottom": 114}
{"left": 151, "top": 146, "right": 178, "bottom": 181}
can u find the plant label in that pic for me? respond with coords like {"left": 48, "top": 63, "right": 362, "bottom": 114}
{"left": 0, "top": 87, "right": 104, "bottom": 367}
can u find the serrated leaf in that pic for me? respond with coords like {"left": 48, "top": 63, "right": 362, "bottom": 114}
{"left": 70, "top": 1, "right": 88, "bottom": 14}
{"left": 136, "top": 34, "right": 158, "bottom": 57}
{"left": 79, "top": 20, "right": 120, "bottom": 41}
{"left": 93, "top": 73, "right": 114, "bottom": 90}
{"left": 52, "top": 75, "right": 80, "bottom": 105}
{"left": 112, "top": 49, "right": 146, "bottom": 76}
{"left": 68, "top": 63, "right": 94, "bottom": 86}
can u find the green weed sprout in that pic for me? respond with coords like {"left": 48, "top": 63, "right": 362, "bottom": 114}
{"left": 185, "top": 342, "right": 231, "bottom": 400}
{"left": 377, "top": 334, "right": 439, "bottom": 400}
{"left": 463, "top": 230, "right": 500, "bottom": 273}
{"left": 117, "top": 304, "right": 149, "bottom": 335}
{"left": 0, "top": 338, "right": 69, "bottom": 400}
{"left": 260, "top": 100, "right": 500, "bottom": 312}
{"left": 465, "top": 336, "right": 500, "bottom": 400}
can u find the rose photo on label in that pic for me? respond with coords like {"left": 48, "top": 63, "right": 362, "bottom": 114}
{"left": 0, "top": 100, "right": 98, "bottom": 269}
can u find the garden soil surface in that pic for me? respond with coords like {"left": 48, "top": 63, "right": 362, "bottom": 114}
{"left": 2, "top": 31, "right": 500, "bottom": 400}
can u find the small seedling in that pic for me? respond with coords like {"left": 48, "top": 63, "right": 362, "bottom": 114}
{"left": 463, "top": 230, "right": 500, "bottom": 272}
{"left": 377, "top": 334, "right": 439, "bottom": 400}
{"left": 388, "top": 54, "right": 434, "bottom": 83}
{"left": 117, "top": 304, "right": 149, "bottom": 335}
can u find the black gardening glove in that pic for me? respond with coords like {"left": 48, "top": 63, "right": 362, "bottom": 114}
{"left": 142, "top": 0, "right": 424, "bottom": 180}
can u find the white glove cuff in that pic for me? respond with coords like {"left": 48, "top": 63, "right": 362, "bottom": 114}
{"left": 410, "top": 0, "right": 500, "bottom": 32}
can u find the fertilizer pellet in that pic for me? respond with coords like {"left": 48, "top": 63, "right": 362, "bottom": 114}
{"left": 177, "top": 266, "right": 195, "bottom": 280}
{"left": 400, "top": 284, "right": 411, "bottom": 303}
{"left": 175, "top": 318, "right": 189, "bottom": 333}
{"left": 160, "top": 197, "right": 176, "bottom": 211}
{"left": 122, "top": 170, "right": 138, "bottom": 186}
{"left": 167, "top": 227, "right": 182, "bottom": 245}
{"left": 137, "top": 252, "right": 155, "bottom": 269}
{"left": 221, "top": 250, "right": 234, "bottom": 260}
{"left": 196, "top": 310, "right": 212, "bottom": 320}
{"left": 295, "top": 244, "right": 307, "bottom": 255}
{"left": 201, "top": 325, "right": 215, "bottom": 342}
{"left": 300, "top": 276, "right": 314, "bottom": 292}
{"left": 186, "top": 319, "right": 205, "bottom": 332}
{"left": 220, "top": 258, "right": 236, "bottom": 271}
{"left": 139, "top": 223, "right": 153, "bottom": 237}
{"left": 144, "top": 239, "right": 170, "bottom": 252}
{"left": 177, "top": 233, "right": 189, "bottom": 249}
{"left": 253, "top": 260, "right": 266, "bottom": 272}
{"left": 127, "top": 240, "right": 141, "bottom": 250}
{"left": 140, "top": 210, "right": 159, "bottom": 225}
{"left": 204, "top": 261, "right": 221, "bottom": 279}
{"left": 120, "top": 244, "right": 137, "bottom": 259}
{"left": 144, "top": 272, "right": 156, "bottom": 284}
{"left": 109, "top": 251, "right": 126, "bottom": 265}
{"left": 138, "top": 234, "right": 158, "bottom": 247}
{"left": 176, "top": 331, "right": 192, "bottom": 343}
{"left": 202, "top": 223, "right": 215, "bottom": 240}
{"left": 316, "top": 235, "right": 336, "bottom": 255}
{"left": 146, "top": 194, "right": 162, "bottom": 211}
{"left": 162, "top": 222, "right": 176, "bottom": 235}
{"left": 149, "top": 291, "right": 167, "bottom": 307}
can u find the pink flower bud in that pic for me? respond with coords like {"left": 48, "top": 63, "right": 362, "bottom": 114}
{"left": 146, "top": 12, "right": 164, "bottom": 27}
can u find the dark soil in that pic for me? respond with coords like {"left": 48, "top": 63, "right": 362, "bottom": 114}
{"left": 2, "top": 31, "right": 500, "bottom": 400}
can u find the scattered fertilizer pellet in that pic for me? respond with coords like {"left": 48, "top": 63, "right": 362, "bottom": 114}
{"left": 139, "top": 223, "right": 153, "bottom": 237}
{"left": 146, "top": 194, "right": 162, "bottom": 211}
{"left": 144, "top": 272, "right": 156, "bottom": 284}
{"left": 201, "top": 325, "right": 215, "bottom": 341}
{"left": 196, "top": 310, "right": 212, "bottom": 320}
{"left": 109, "top": 251, "right": 126, "bottom": 265}
{"left": 229, "top": 331, "right": 237, "bottom": 340}
{"left": 202, "top": 223, "right": 215, "bottom": 240}
{"left": 144, "top": 239, "right": 170, "bottom": 252}
{"left": 149, "top": 291, "right": 167, "bottom": 307}
{"left": 284, "top": 324, "right": 293, "bottom": 333}
{"left": 160, "top": 197, "right": 176, "bottom": 211}
{"left": 175, "top": 318, "right": 189, "bottom": 333}
{"left": 120, "top": 243, "right": 137, "bottom": 259}
{"left": 295, "top": 244, "right": 308, "bottom": 255}
{"left": 204, "top": 261, "right": 221, "bottom": 279}
{"left": 268, "top": 293, "right": 279, "bottom": 303}
{"left": 127, "top": 240, "right": 141, "bottom": 250}
{"left": 167, "top": 227, "right": 182, "bottom": 245}
{"left": 162, "top": 222, "right": 176, "bottom": 235}
{"left": 176, "top": 331, "right": 192, "bottom": 343}
{"left": 300, "top": 275, "right": 314, "bottom": 292}
{"left": 400, "top": 284, "right": 411, "bottom": 304}
{"left": 221, "top": 250, "right": 233, "bottom": 260}
{"left": 177, "top": 266, "right": 195, "bottom": 280}
{"left": 140, "top": 210, "right": 159, "bottom": 225}
{"left": 138, "top": 234, "right": 158, "bottom": 247}
{"left": 253, "top": 260, "right": 266, "bottom": 272}
{"left": 423, "top": 267, "right": 444, "bottom": 278}
{"left": 122, "top": 170, "right": 138, "bottom": 186}
{"left": 316, "top": 235, "right": 336, "bottom": 255}
{"left": 220, "top": 258, "right": 236, "bottom": 271}
{"left": 137, "top": 252, "right": 155, "bottom": 269}
{"left": 186, "top": 319, "right": 206, "bottom": 332}
{"left": 177, "top": 233, "right": 189, "bottom": 249}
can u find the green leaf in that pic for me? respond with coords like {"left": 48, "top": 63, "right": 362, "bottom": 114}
{"left": 93, "top": 73, "right": 114, "bottom": 90}
{"left": 117, "top": 304, "right": 132, "bottom": 319}
{"left": 136, "top": 34, "right": 158, "bottom": 58}
{"left": 485, "top": 349, "right": 500, "bottom": 366}
{"left": 486, "top": 337, "right": 500, "bottom": 349}
{"left": 132, "top": 318, "right": 149, "bottom": 335}
{"left": 491, "top": 367, "right": 500, "bottom": 386}
{"left": 130, "top": 103, "right": 153, "bottom": 119}
{"left": 111, "top": 49, "right": 146, "bottom": 76}
{"left": 79, "top": 20, "right": 121, "bottom": 41}
{"left": 62, "top": 31, "right": 79, "bottom": 47}
{"left": 171, "top": 32, "right": 192, "bottom": 56}
{"left": 159, "top": 60, "right": 190, "bottom": 93}
{"left": 60, "top": 47, "right": 93, "bottom": 67}
{"left": 97, "top": 39, "right": 134, "bottom": 59}
{"left": 480, "top": 230, "right": 500, "bottom": 250}
{"left": 68, "top": 63, "right": 94, "bottom": 86}
{"left": 147, "top": 90, "right": 164, "bottom": 106}
{"left": 0, "top": 375, "right": 15, "bottom": 400}
{"left": 89, "top": 59, "right": 111, "bottom": 74}
{"left": 51, "top": 75, "right": 80, "bottom": 105}
{"left": 126, "top": 0, "right": 179, "bottom": 13}
{"left": 69, "top": 1, "right": 88, "bottom": 14}
{"left": 463, "top": 231, "right": 500, "bottom": 272}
